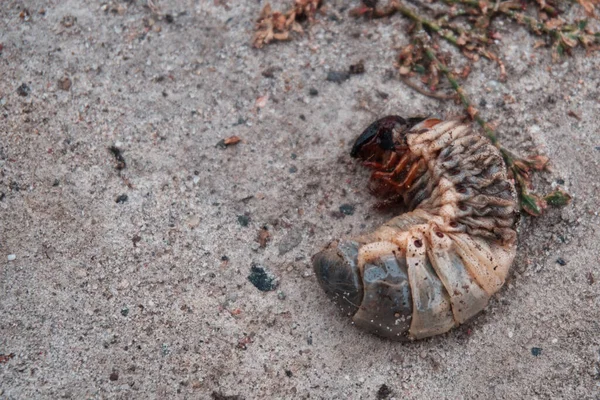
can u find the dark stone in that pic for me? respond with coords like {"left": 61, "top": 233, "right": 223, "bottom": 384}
{"left": 377, "top": 384, "right": 393, "bottom": 399}
{"left": 116, "top": 194, "right": 128, "bottom": 204}
{"left": 556, "top": 258, "right": 566, "bottom": 266}
{"left": 16, "top": 83, "right": 30, "bottom": 96}
{"left": 109, "top": 371, "right": 119, "bottom": 381}
{"left": 108, "top": 146, "right": 126, "bottom": 170}
{"left": 339, "top": 204, "right": 355, "bottom": 216}
{"left": 247, "top": 264, "right": 278, "bottom": 292}
{"left": 326, "top": 71, "right": 350, "bottom": 83}
{"left": 309, "top": 88, "right": 318, "bottom": 96}
{"left": 237, "top": 215, "right": 250, "bottom": 227}
{"left": 349, "top": 61, "right": 365, "bottom": 75}
{"left": 531, "top": 347, "right": 542, "bottom": 356}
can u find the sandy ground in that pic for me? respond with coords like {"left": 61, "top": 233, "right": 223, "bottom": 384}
{"left": 1, "top": 1, "right": 600, "bottom": 399}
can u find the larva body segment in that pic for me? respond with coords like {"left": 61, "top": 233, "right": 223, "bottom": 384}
{"left": 313, "top": 117, "right": 518, "bottom": 341}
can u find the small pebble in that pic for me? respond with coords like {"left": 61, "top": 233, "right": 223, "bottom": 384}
{"left": 348, "top": 61, "right": 365, "bottom": 75}
{"left": 16, "top": 83, "right": 30, "bottom": 96}
{"left": 309, "top": 88, "right": 318, "bottom": 96}
{"left": 376, "top": 90, "right": 389, "bottom": 99}
{"left": 7, "top": 254, "right": 16, "bottom": 261}
{"left": 326, "top": 71, "right": 350, "bottom": 83}
{"left": 531, "top": 347, "right": 542, "bottom": 356}
{"left": 556, "top": 258, "right": 566, "bottom": 266}
{"left": 237, "top": 215, "right": 250, "bottom": 227}
{"left": 58, "top": 77, "right": 72, "bottom": 91}
{"left": 289, "top": 165, "right": 298, "bottom": 173}
{"left": 377, "top": 384, "right": 392, "bottom": 400}
{"left": 339, "top": 204, "right": 355, "bottom": 216}
{"left": 115, "top": 194, "right": 128, "bottom": 204}
{"left": 247, "top": 264, "right": 279, "bottom": 292}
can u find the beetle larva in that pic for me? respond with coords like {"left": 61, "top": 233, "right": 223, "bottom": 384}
{"left": 313, "top": 116, "right": 518, "bottom": 341}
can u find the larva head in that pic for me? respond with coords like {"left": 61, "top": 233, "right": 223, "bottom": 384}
{"left": 350, "top": 116, "right": 409, "bottom": 162}
{"left": 351, "top": 115, "right": 429, "bottom": 204}
{"left": 351, "top": 116, "right": 426, "bottom": 161}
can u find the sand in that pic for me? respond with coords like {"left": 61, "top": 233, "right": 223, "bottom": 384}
{"left": 1, "top": 1, "right": 599, "bottom": 399}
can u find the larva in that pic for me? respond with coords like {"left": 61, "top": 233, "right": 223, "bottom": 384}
{"left": 312, "top": 116, "right": 518, "bottom": 341}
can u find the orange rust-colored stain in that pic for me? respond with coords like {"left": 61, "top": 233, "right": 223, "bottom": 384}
{"left": 422, "top": 118, "right": 443, "bottom": 128}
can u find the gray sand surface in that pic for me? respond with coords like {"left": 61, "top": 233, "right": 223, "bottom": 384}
{"left": 1, "top": 1, "right": 599, "bottom": 399}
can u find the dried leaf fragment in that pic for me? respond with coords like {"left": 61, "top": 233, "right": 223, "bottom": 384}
{"left": 216, "top": 136, "right": 242, "bottom": 148}
{"left": 253, "top": 1, "right": 322, "bottom": 48}
{"left": 224, "top": 136, "right": 241, "bottom": 146}
{"left": 520, "top": 191, "right": 546, "bottom": 216}
{"left": 577, "top": 0, "right": 599, "bottom": 17}
{"left": 544, "top": 189, "right": 572, "bottom": 207}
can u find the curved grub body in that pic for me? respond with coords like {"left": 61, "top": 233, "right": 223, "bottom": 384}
{"left": 313, "top": 117, "right": 518, "bottom": 341}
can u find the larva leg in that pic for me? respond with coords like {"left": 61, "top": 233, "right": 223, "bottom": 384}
{"left": 363, "top": 151, "right": 401, "bottom": 171}
{"left": 371, "top": 153, "right": 410, "bottom": 180}
{"left": 371, "top": 159, "right": 425, "bottom": 194}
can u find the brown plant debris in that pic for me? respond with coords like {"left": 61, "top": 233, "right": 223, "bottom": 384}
{"left": 253, "top": 1, "right": 322, "bottom": 48}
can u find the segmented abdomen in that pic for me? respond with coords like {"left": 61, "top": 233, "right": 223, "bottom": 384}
{"left": 313, "top": 118, "right": 518, "bottom": 341}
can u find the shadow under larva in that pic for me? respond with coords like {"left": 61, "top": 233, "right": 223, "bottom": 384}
{"left": 312, "top": 116, "right": 518, "bottom": 341}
